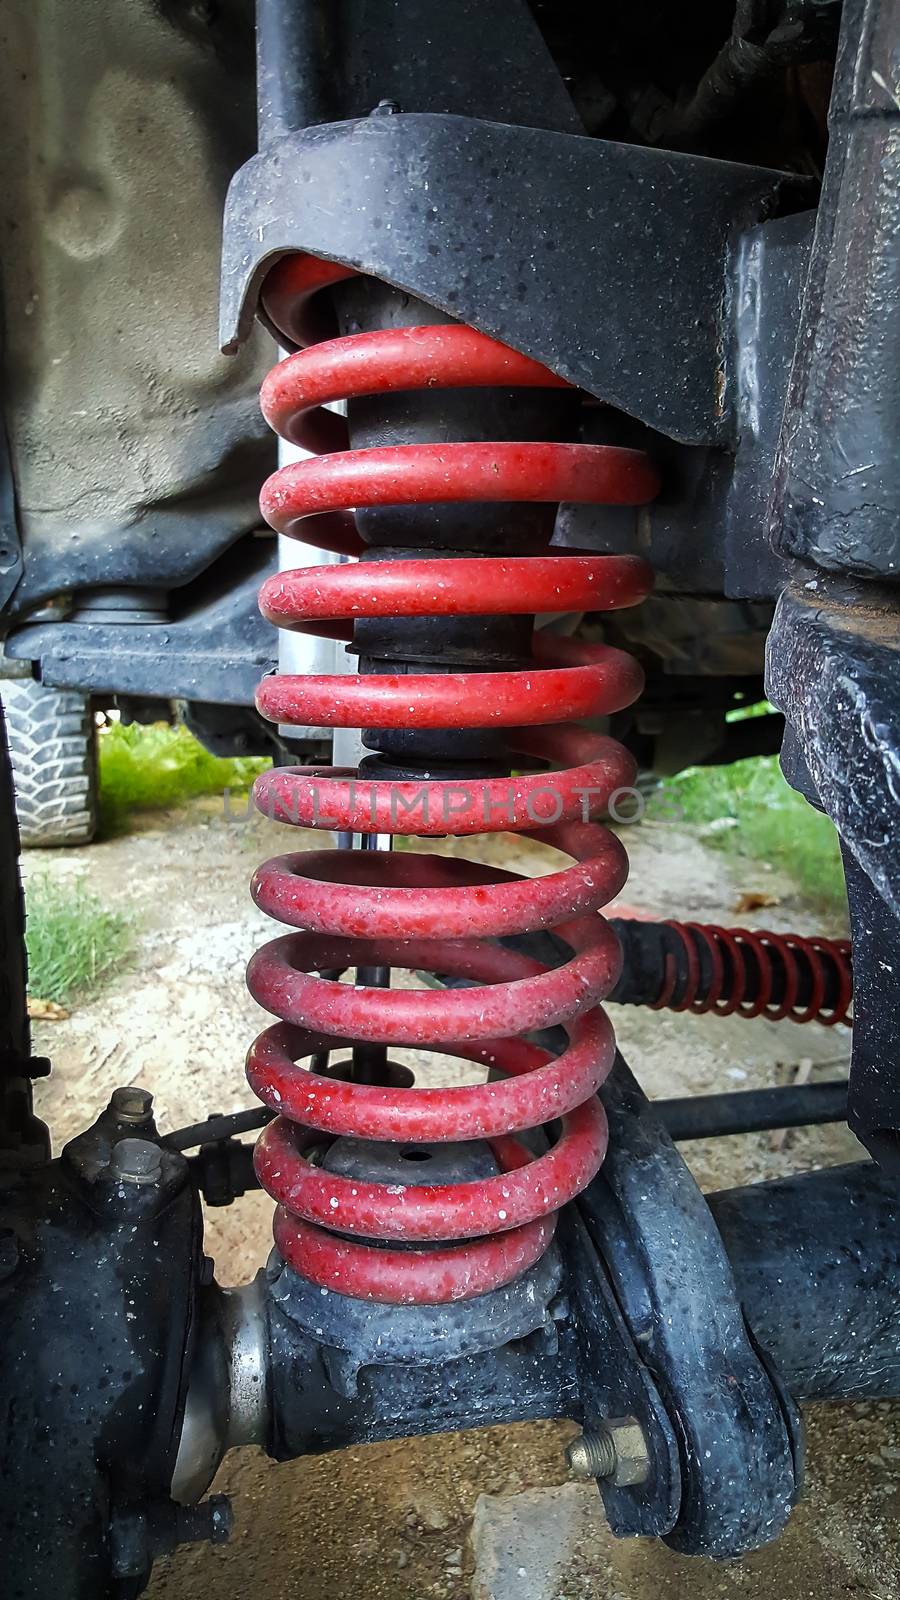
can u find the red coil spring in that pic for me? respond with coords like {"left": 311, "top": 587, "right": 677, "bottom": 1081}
{"left": 651, "top": 920, "right": 853, "bottom": 1026}
{"left": 245, "top": 253, "right": 658, "bottom": 1305}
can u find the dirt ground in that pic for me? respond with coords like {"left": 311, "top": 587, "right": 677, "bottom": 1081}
{"left": 26, "top": 797, "right": 899, "bottom": 1600}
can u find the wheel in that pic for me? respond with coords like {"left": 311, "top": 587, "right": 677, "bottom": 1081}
{"left": 1, "top": 678, "right": 98, "bottom": 847}
{"left": 0, "top": 695, "right": 47, "bottom": 1156}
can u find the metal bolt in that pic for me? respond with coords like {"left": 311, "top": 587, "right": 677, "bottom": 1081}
{"left": 112, "top": 1495, "right": 234, "bottom": 1577}
{"left": 173, "top": 1494, "right": 234, "bottom": 1548}
{"left": 110, "top": 1086, "right": 154, "bottom": 1124}
{"left": 566, "top": 1417, "right": 651, "bottom": 1488}
{"left": 110, "top": 1137, "right": 162, "bottom": 1186}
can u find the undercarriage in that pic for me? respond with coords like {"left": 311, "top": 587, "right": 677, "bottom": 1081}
{"left": 1, "top": 1, "right": 898, "bottom": 1594}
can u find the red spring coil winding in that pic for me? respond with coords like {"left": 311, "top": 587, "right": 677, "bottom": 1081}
{"left": 651, "top": 920, "right": 853, "bottom": 1026}
{"left": 245, "top": 252, "right": 658, "bottom": 1305}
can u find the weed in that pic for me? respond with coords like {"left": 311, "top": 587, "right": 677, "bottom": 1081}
{"left": 649, "top": 756, "right": 846, "bottom": 915}
{"left": 25, "top": 875, "right": 131, "bottom": 1003}
{"left": 99, "top": 721, "right": 269, "bottom": 833}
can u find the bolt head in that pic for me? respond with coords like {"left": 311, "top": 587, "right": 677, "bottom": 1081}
{"left": 110, "top": 1086, "right": 153, "bottom": 1124}
{"left": 110, "top": 1137, "right": 162, "bottom": 1185}
{"left": 208, "top": 1495, "right": 233, "bottom": 1545}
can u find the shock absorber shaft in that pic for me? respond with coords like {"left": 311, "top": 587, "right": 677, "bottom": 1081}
{"left": 245, "top": 251, "right": 658, "bottom": 1304}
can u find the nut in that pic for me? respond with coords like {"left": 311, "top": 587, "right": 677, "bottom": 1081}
{"left": 110, "top": 1137, "right": 162, "bottom": 1186}
{"left": 566, "top": 1417, "right": 650, "bottom": 1488}
{"left": 603, "top": 1416, "right": 652, "bottom": 1487}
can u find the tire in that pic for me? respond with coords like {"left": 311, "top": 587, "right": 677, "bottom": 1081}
{"left": 1, "top": 679, "right": 98, "bottom": 847}
{"left": 0, "top": 697, "right": 47, "bottom": 1156}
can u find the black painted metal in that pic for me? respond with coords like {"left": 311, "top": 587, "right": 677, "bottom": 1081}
{"left": 578, "top": 1056, "right": 799, "bottom": 1555}
{"left": 561, "top": 1204, "right": 683, "bottom": 1538}
{"left": 6, "top": 538, "right": 277, "bottom": 709}
{"left": 766, "top": 576, "right": 900, "bottom": 1170}
{"left": 769, "top": 0, "right": 900, "bottom": 580}
{"left": 655, "top": 1080, "right": 848, "bottom": 1141}
{"left": 164, "top": 1106, "right": 272, "bottom": 1208}
{"left": 256, "top": 0, "right": 580, "bottom": 147}
{"left": 840, "top": 845, "right": 900, "bottom": 1169}
{"left": 723, "top": 211, "right": 814, "bottom": 598}
{"left": 261, "top": 1194, "right": 684, "bottom": 1533}
{"left": 220, "top": 115, "right": 804, "bottom": 446}
{"left": 165, "top": 1105, "right": 273, "bottom": 1153}
{"left": 109, "top": 1496, "right": 233, "bottom": 1587}
{"left": 256, "top": 0, "right": 336, "bottom": 144}
{"left": 0, "top": 1101, "right": 202, "bottom": 1599}
{"left": 710, "top": 1161, "right": 900, "bottom": 1400}
{"left": 256, "top": 1145, "right": 890, "bottom": 1516}
{"left": 267, "top": 1299, "right": 579, "bottom": 1463}
{"left": 767, "top": 583, "right": 900, "bottom": 919}
{"left": 762, "top": 0, "right": 900, "bottom": 1173}
{"left": 557, "top": 209, "right": 814, "bottom": 600}
{"left": 271, "top": 1244, "right": 564, "bottom": 1388}
{"left": 766, "top": 586, "right": 900, "bottom": 1171}
{"left": 191, "top": 1135, "right": 260, "bottom": 1208}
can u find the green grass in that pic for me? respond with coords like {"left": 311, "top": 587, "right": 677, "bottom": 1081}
{"left": 23, "top": 722, "right": 269, "bottom": 1005}
{"left": 648, "top": 754, "right": 847, "bottom": 915}
{"left": 25, "top": 875, "right": 131, "bottom": 1004}
{"left": 98, "top": 721, "right": 270, "bottom": 833}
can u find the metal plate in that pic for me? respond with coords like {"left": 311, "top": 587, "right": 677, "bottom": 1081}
{"left": 220, "top": 114, "right": 805, "bottom": 445}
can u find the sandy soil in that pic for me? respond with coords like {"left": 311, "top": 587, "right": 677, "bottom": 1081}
{"left": 26, "top": 797, "right": 898, "bottom": 1600}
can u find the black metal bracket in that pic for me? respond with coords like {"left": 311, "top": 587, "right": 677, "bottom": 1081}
{"left": 766, "top": 582, "right": 900, "bottom": 1167}
{"left": 5, "top": 539, "right": 277, "bottom": 708}
{"left": 576, "top": 1057, "right": 800, "bottom": 1556}
{"left": 767, "top": 583, "right": 900, "bottom": 917}
{"left": 220, "top": 113, "right": 806, "bottom": 446}
{"left": 769, "top": 0, "right": 900, "bottom": 582}
{"left": 561, "top": 1207, "right": 682, "bottom": 1538}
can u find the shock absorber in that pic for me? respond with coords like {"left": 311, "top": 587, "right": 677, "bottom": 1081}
{"left": 245, "top": 252, "right": 658, "bottom": 1306}
{"left": 611, "top": 919, "right": 853, "bottom": 1026}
